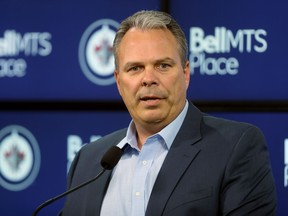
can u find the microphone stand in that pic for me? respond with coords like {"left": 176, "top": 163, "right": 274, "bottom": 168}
{"left": 32, "top": 168, "right": 106, "bottom": 216}
{"left": 32, "top": 145, "right": 123, "bottom": 216}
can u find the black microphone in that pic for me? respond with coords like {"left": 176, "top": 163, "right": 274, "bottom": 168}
{"left": 32, "top": 146, "right": 123, "bottom": 216}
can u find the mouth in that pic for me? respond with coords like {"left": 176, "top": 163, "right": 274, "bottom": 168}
{"left": 140, "top": 96, "right": 161, "bottom": 101}
{"left": 139, "top": 95, "right": 163, "bottom": 107}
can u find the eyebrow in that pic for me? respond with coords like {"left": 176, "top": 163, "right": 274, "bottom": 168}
{"left": 155, "top": 57, "right": 176, "bottom": 65}
{"left": 122, "top": 61, "right": 142, "bottom": 72}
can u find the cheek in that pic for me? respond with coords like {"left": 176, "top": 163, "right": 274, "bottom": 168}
{"left": 118, "top": 77, "right": 137, "bottom": 97}
{"left": 169, "top": 75, "right": 186, "bottom": 90}
{"left": 168, "top": 77, "right": 188, "bottom": 99}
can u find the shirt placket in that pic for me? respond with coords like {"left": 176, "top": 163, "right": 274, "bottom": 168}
{"left": 131, "top": 137, "right": 158, "bottom": 216}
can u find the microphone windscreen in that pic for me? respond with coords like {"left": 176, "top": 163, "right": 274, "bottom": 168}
{"left": 100, "top": 146, "right": 123, "bottom": 170}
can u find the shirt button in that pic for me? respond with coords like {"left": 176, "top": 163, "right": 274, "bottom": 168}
{"left": 142, "top": 160, "right": 147, "bottom": 166}
{"left": 135, "top": 192, "right": 141, "bottom": 196}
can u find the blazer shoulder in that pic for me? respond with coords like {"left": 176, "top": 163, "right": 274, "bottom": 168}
{"left": 203, "top": 114, "right": 260, "bottom": 132}
{"left": 201, "top": 114, "right": 266, "bottom": 144}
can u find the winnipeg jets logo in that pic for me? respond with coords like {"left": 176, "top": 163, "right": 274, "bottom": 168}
{"left": 5, "top": 144, "right": 25, "bottom": 172}
{"left": 94, "top": 36, "right": 113, "bottom": 65}
{"left": 0, "top": 125, "right": 41, "bottom": 191}
{"left": 79, "top": 19, "right": 119, "bottom": 86}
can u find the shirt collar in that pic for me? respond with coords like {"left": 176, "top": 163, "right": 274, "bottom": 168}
{"left": 117, "top": 100, "right": 189, "bottom": 151}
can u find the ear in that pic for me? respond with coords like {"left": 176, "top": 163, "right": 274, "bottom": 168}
{"left": 183, "top": 61, "right": 190, "bottom": 90}
{"left": 114, "top": 70, "right": 122, "bottom": 96}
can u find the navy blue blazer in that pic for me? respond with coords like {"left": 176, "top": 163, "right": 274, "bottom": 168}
{"left": 61, "top": 102, "right": 276, "bottom": 216}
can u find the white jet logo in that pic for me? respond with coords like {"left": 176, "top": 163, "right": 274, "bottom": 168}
{"left": 0, "top": 125, "right": 41, "bottom": 191}
{"left": 79, "top": 19, "right": 119, "bottom": 86}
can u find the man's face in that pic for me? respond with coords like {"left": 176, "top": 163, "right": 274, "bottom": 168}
{"left": 115, "top": 28, "right": 190, "bottom": 132}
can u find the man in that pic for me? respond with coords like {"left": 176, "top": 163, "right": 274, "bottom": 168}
{"left": 61, "top": 10, "right": 276, "bottom": 215}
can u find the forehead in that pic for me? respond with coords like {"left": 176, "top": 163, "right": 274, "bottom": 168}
{"left": 117, "top": 28, "right": 180, "bottom": 63}
{"left": 120, "top": 27, "right": 177, "bottom": 45}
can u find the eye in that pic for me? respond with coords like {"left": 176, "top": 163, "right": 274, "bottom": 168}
{"left": 156, "top": 63, "right": 171, "bottom": 71}
{"left": 128, "top": 66, "right": 142, "bottom": 73}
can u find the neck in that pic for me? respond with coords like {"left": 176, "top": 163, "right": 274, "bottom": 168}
{"left": 135, "top": 123, "right": 166, "bottom": 149}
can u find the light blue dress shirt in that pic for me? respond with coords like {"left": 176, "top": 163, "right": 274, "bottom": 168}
{"left": 100, "top": 101, "right": 189, "bottom": 216}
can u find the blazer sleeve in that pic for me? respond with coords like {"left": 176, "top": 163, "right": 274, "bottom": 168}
{"left": 221, "top": 125, "right": 276, "bottom": 215}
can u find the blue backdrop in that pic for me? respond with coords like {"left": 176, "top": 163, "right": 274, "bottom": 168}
{"left": 170, "top": 0, "right": 288, "bottom": 101}
{"left": 0, "top": 111, "right": 131, "bottom": 216}
{"left": 0, "top": 0, "right": 161, "bottom": 100}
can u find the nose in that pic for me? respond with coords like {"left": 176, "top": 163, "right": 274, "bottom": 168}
{"left": 141, "top": 68, "right": 158, "bottom": 87}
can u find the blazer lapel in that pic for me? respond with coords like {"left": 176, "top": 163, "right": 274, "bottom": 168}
{"left": 85, "top": 169, "right": 113, "bottom": 215}
{"left": 146, "top": 103, "right": 203, "bottom": 216}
